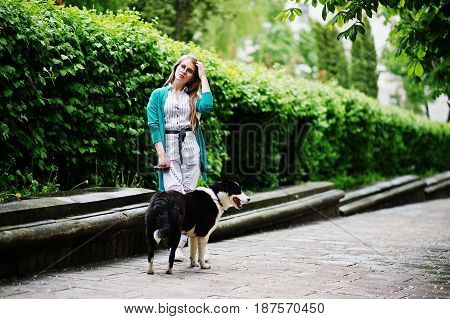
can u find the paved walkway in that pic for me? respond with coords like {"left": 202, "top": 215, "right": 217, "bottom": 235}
{"left": 1, "top": 199, "right": 449, "bottom": 298}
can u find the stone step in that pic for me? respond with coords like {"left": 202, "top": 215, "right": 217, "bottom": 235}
{"left": 340, "top": 175, "right": 419, "bottom": 206}
{"left": 224, "top": 181, "right": 335, "bottom": 216}
{"left": 340, "top": 177, "right": 426, "bottom": 216}
{"left": 0, "top": 188, "right": 153, "bottom": 227}
{"left": 424, "top": 171, "right": 450, "bottom": 200}
{"left": 213, "top": 189, "right": 344, "bottom": 241}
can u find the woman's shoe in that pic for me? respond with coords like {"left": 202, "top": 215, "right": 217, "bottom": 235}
{"left": 174, "top": 247, "right": 185, "bottom": 262}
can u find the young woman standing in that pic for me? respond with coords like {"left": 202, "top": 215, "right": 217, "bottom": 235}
{"left": 147, "top": 55, "right": 213, "bottom": 261}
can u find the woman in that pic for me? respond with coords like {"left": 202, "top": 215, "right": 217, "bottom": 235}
{"left": 147, "top": 55, "right": 213, "bottom": 261}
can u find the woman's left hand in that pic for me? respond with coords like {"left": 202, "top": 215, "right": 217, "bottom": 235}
{"left": 196, "top": 61, "right": 206, "bottom": 79}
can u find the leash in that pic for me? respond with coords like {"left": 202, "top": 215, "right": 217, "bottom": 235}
{"left": 151, "top": 165, "right": 223, "bottom": 207}
{"left": 152, "top": 162, "right": 194, "bottom": 193}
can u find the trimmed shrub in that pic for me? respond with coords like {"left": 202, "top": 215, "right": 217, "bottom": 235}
{"left": 1, "top": 0, "right": 449, "bottom": 198}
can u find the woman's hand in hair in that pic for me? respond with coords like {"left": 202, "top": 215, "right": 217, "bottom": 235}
{"left": 196, "top": 61, "right": 206, "bottom": 79}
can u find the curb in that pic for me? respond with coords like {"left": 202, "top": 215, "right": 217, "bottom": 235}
{"left": 0, "top": 188, "right": 153, "bottom": 227}
{"left": 340, "top": 176, "right": 426, "bottom": 216}
{"left": 425, "top": 171, "right": 450, "bottom": 200}
{"left": 212, "top": 189, "right": 344, "bottom": 241}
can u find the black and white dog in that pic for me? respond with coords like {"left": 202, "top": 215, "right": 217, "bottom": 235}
{"left": 145, "top": 180, "right": 250, "bottom": 274}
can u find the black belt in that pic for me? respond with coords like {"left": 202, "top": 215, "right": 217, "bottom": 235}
{"left": 165, "top": 126, "right": 192, "bottom": 164}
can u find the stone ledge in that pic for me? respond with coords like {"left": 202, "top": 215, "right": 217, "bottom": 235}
{"left": 340, "top": 178, "right": 426, "bottom": 216}
{"left": 212, "top": 189, "right": 344, "bottom": 241}
{"left": 224, "top": 181, "right": 335, "bottom": 216}
{"left": 425, "top": 171, "right": 450, "bottom": 200}
{"left": 0, "top": 188, "right": 153, "bottom": 227}
{"left": 340, "top": 175, "right": 418, "bottom": 206}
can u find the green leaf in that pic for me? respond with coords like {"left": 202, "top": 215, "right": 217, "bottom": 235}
{"left": 328, "top": 3, "right": 335, "bottom": 13}
{"left": 273, "top": 10, "right": 287, "bottom": 21}
{"left": 66, "top": 105, "right": 75, "bottom": 113}
{"left": 289, "top": 12, "right": 296, "bottom": 22}
{"left": 415, "top": 62, "right": 424, "bottom": 77}
{"left": 337, "top": 15, "right": 344, "bottom": 28}
{"left": 322, "top": 6, "right": 327, "bottom": 20}
{"left": 407, "top": 62, "right": 416, "bottom": 76}
{"left": 416, "top": 47, "right": 426, "bottom": 59}
{"left": 293, "top": 8, "right": 303, "bottom": 17}
{"left": 3, "top": 89, "right": 13, "bottom": 97}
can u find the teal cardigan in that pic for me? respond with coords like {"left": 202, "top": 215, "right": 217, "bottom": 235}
{"left": 147, "top": 86, "right": 213, "bottom": 191}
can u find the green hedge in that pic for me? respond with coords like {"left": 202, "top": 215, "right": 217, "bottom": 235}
{"left": 1, "top": 0, "right": 449, "bottom": 198}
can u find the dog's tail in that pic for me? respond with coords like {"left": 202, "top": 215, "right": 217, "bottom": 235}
{"left": 153, "top": 208, "right": 170, "bottom": 245}
{"left": 148, "top": 194, "right": 180, "bottom": 244}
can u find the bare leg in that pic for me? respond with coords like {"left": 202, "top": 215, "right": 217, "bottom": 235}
{"left": 198, "top": 237, "right": 211, "bottom": 269}
{"left": 189, "top": 237, "right": 199, "bottom": 267}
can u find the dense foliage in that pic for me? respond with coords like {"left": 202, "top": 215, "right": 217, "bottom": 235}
{"left": 281, "top": 0, "right": 450, "bottom": 100}
{"left": 1, "top": 0, "right": 449, "bottom": 200}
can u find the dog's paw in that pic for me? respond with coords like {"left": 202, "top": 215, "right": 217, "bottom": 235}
{"left": 200, "top": 263, "right": 211, "bottom": 270}
{"left": 190, "top": 261, "right": 199, "bottom": 268}
{"left": 166, "top": 268, "right": 173, "bottom": 275}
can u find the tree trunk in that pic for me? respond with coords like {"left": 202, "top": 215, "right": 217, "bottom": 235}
{"left": 425, "top": 102, "right": 430, "bottom": 119}
{"left": 175, "top": 0, "right": 192, "bottom": 41}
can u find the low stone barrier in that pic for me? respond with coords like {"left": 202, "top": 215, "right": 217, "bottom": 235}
{"left": 213, "top": 189, "right": 344, "bottom": 241}
{"left": 424, "top": 171, "right": 450, "bottom": 200}
{"left": 339, "top": 175, "right": 426, "bottom": 216}
{"left": 0, "top": 182, "right": 343, "bottom": 278}
{"left": 0, "top": 187, "right": 153, "bottom": 227}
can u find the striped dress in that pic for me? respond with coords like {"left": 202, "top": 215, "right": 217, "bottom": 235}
{"left": 163, "top": 84, "right": 200, "bottom": 193}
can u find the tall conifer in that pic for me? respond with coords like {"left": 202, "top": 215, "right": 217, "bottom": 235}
{"left": 350, "top": 17, "right": 378, "bottom": 98}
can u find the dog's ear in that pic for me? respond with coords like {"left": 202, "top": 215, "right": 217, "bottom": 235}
{"left": 220, "top": 178, "right": 241, "bottom": 189}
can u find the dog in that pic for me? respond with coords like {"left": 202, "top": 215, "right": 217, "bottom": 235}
{"left": 145, "top": 180, "right": 250, "bottom": 274}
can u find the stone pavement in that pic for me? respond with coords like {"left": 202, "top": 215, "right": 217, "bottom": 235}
{"left": 1, "top": 199, "right": 449, "bottom": 299}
